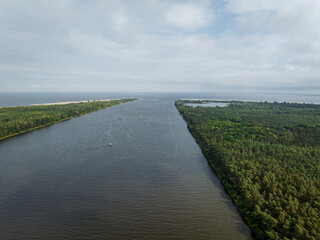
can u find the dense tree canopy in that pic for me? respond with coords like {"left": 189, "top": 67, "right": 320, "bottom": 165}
{"left": 176, "top": 100, "right": 320, "bottom": 240}
{"left": 0, "top": 99, "right": 135, "bottom": 140}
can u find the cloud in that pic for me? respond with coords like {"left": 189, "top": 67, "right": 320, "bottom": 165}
{"left": 164, "top": 3, "right": 214, "bottom": 30}
{"left": 0, "top": 0, "right": 320, "bottom": 93}
{"left": 226, "top": 0, "right": 320, "bottom": 37}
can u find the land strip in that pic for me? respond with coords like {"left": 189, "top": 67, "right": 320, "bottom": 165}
{"left": 0, "top": 99, "right": 136, "bottom": 141}
{"left": 176, "top": 99, "right": 320, "bottom": 240}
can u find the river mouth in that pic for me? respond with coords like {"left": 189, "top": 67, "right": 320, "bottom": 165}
{"left": 0, "top": 96, "right": 252, "bottom": 239}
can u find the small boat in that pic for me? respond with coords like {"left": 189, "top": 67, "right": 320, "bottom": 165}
{"left": 109, "top": 142, "right": 112, "bottom": 146}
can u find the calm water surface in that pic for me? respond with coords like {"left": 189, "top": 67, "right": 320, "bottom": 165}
{"left": 186, "top": 102, "right": 229, "bottom": 107}
{"left": 0, "top": 95, "right": 254, "bottom": 239}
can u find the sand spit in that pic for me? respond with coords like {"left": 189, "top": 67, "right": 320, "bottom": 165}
{"left": 32, "top": 99, "right": 114, "bottom": 106}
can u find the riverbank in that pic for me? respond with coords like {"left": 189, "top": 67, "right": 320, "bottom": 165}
{"left": 0, "top": 97, "right": 253, "bottom": 239}
{"left": 0, "top": 99, "right": 136, "bottom": 141}
{"left": 175, "top": 100, "right": 320, "bottom": 239}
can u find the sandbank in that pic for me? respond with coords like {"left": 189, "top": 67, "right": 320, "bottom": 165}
{"left": 32, "top": 99, "right": 114, "bottom": 106}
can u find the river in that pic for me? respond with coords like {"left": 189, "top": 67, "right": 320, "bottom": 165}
{"left": 0, "top": 95, "right": 256, "bottom": 239}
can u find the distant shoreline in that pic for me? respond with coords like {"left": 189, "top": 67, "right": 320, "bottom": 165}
{"left": 179, "top": 98, "right": 261, "bottom": 103}
{"left": 0, "top": 99, "right": 136, "bottom": 141}
{"left": 32, "top": 99, "right": 113, "bottom": 106}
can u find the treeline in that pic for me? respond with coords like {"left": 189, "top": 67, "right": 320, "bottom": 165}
{"left": 0, "top": 99, "right": 135, "bottom": 140}
{"left": 175, "top": 100, "right": 320, "bottom": 240}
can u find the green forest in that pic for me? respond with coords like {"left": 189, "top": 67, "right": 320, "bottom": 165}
{"left": 176, "top": 100, "right": 320, "bottom": 240}
{"left": 0, "top": 99, "right": 135, "bottom": 141}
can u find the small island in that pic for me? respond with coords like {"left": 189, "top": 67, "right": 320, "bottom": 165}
{"left": 0, "top": 99, "right": 136, "bottom": 141}
{"left": 176, "top": 99, "right": 320, "bottom": 240}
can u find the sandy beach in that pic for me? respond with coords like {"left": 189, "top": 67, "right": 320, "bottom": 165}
{"left": 32, "top": 99, "right": 114, "bottom": 106}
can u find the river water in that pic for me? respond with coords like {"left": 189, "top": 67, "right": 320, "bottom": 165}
{"left": 186, "top": 102, "right": 229, "bottom": 108}
{"left": 0, "top": 93, "right": 257, "bottom": 239}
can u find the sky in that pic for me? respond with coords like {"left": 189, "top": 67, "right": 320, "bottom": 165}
{"left": 1, "top": 0, "right": 320, "bottom": 93}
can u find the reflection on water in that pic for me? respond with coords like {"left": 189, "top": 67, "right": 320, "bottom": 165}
{"left": 0, "top": 97, "right": 253, "bottom": 239}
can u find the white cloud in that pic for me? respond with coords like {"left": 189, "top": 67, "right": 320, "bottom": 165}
{"left": 112, "top": 10, "right": 129, "bottom": 34}
{"left": 164, "top": 3, "right": 214, "bottom": 30}
{"left": 225, "top": 0, "right": 281, "bottom": 13}
{"left": 0, "top": 0, "right": 320, "bottom": 93}
{"left": 226, "top": 0, "right": 320, "bottom": 37}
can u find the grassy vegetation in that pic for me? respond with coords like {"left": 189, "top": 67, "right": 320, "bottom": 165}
{"left": 176, "top": 100, "right": 320, "bottom": 240}
{"left": 0, "top": 99, "right": 136, "bottom": 141}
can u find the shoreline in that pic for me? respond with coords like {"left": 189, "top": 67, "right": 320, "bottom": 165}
{"left": 0, "top": 99, "right": 136, "bottom": 142}
{"left": 179, "top": 98, "right": 261, "bottom": 103}
{"left": 32, "top": 99, "right": 113, "bottom": 106}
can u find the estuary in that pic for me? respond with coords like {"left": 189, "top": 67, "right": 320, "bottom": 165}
{"left": 0, "top": 96, "right": 252, "bottom": 239}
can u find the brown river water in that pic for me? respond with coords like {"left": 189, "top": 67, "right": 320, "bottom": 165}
{"left": 0, "top": 96, "right": 253, "bottom": 239}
